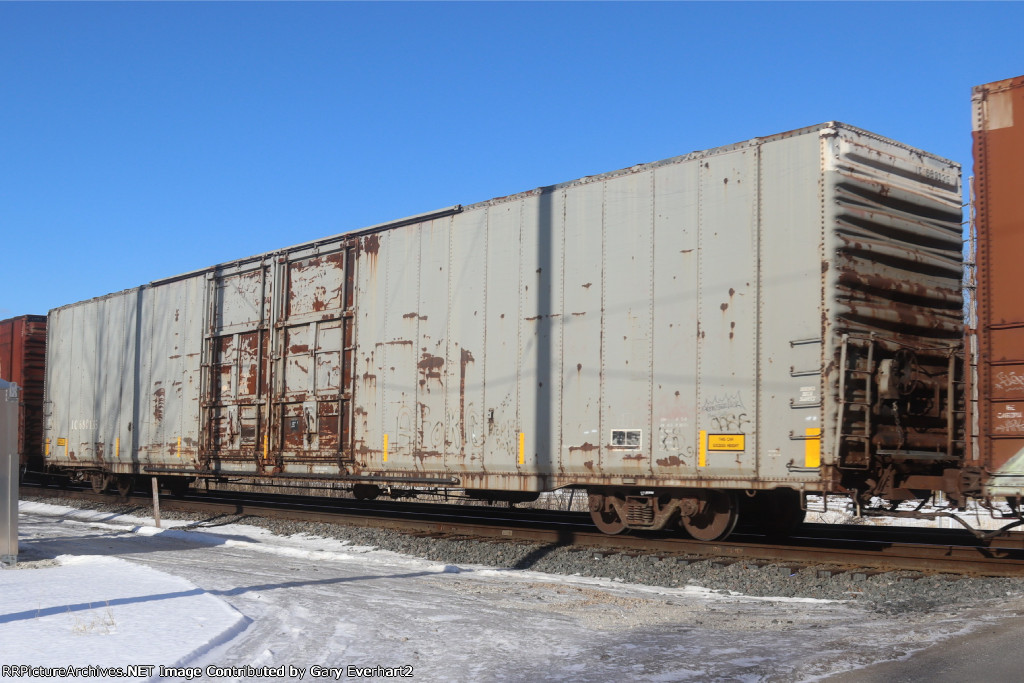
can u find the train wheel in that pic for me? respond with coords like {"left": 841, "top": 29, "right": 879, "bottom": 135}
{"left": 588, "top": 493, "right": 627, "bottom": 535}
{"left": 680, "top": 490, "right": 739, "bottom": 541}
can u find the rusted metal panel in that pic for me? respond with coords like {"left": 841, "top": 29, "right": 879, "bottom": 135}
{"left": 215, "top": 268, "right": 264, "bottom": 330}
{"left": 972, "top": 75, "right": 1024, "bottom": 496}
{"left": 820, "top": 127, "right": 963, "bottom": 493}
{"left": 0, "top": 315, "right": 46, "bottom": 470}
{"left": 204, "top": 261, "right": 270, "bottom": 468}
{"left": 196, "top": 247, "right": 351, "bottom": 473}
{"left": 275, "top": 246, "right": 349, "bottom": 468}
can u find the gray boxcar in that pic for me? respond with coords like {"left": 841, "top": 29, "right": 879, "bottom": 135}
{"left": 44, "top": 122, "right": 965, "bottom": 538}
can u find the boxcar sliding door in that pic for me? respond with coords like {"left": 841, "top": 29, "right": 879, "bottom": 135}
{"left": 200, "top": 242, "right": 357, "bottom": 475}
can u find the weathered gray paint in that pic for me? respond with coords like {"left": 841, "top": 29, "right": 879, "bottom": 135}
{"left": 44, "top": 123, "right": 963, "bottom": 496}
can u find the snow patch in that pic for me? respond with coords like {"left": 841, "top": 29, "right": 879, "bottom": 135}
{"left": 0, "top": 554, "right": 247, "bottom": 680}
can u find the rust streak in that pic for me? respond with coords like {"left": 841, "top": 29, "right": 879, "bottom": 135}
{"left": 459, "top": 348, "right": 475, "bottom": 451}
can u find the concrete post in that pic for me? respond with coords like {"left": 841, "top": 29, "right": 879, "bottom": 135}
{"left": 1, "top": 380, "right": 20, "bottom": 566}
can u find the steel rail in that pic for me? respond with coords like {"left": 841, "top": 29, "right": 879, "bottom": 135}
{"left": 20, "top": 485, "right": 1024, "bottom": 578}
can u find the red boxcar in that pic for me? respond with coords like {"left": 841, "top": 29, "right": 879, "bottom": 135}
{"left": 0, "top": 315, "right": 47, "bottom": 473}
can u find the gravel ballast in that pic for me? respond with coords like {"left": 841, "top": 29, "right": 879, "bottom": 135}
{"left": 20, "top": 494, "right": 1024, "bottom": 615}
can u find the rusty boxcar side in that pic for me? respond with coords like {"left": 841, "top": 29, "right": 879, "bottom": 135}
{"left": 43, "top": 123, "right": 965, "bottom": 536}
{"left": 971, "top": 75, "right": 1024, "bottom": 499}
{"left": 0, "top": 315, "right": 46, "bottom": 474}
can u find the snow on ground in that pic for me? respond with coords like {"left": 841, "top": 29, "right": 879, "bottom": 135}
{"left": 1, "top": 554, "right": 247, "bottom": 678}
{"left": 2, "top": 501, "right": 1022, "bottom": 682}
{"left": 802, "top": 494, "right": 1021, "bottom": 531}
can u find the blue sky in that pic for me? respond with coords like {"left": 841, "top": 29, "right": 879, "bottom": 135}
{"left": 2, "top": 2, "right": 1022, "bottom": 318}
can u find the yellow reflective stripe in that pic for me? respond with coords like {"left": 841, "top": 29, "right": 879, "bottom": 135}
{"left": 383, "top": 433, "right": 389, "bottom": 462}
{"left": 698, "top": 430, "right": 707, "bottom": 467}
{"left": 805, "top": 428, "right": 822, "bottom": 467}
{"left": 177, "top": 436, "right": 182, "bottom": 459}
{"left": 518, "top": 432, "right": 525, "bottom": 465}
{"left": 116, "top": 437, "right": 120, "bottom": 458}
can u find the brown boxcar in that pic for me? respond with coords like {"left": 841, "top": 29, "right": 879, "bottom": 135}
{"left": 971, "top": 76, "right": 1024, "bottom": 500}
{"left": 0, "top": 315, "right": 47, "bottom": 473}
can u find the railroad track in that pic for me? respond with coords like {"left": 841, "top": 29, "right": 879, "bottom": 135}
{"left": 20, "top": 484, "right": 1024, "bottom": 578}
